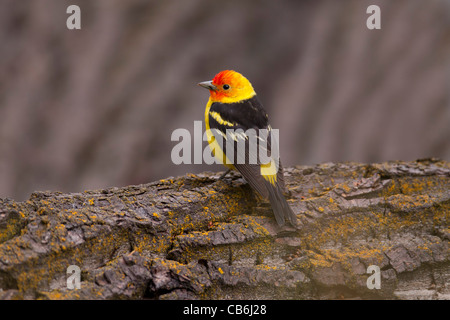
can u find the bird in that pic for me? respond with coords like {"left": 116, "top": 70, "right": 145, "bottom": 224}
{"left": 198, "top": 70, "right": 297, "bottom": 227}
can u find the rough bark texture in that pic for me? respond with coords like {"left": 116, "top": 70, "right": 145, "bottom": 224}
{"left": 0, "top": 159, "right": 449, "bottom": 300}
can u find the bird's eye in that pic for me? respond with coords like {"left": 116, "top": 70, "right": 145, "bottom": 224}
{"left": 223, "top": 84, "right": 230, "bottom": 90}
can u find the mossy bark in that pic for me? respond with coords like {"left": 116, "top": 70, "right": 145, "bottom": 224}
{"left": 0, "top": 159, "right": 449, "bottom": 300}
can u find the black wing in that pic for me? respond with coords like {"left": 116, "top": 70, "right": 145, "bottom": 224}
{"left": 208, "top": 96, "right": 285, "bottom": 198}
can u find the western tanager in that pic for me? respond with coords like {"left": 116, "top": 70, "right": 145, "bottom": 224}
{"left": 199, "top": 70, "right": 297, "bottom": 227}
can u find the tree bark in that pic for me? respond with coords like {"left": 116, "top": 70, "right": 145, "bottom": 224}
{"left": 0, "top": 159, "right": 449, "bottom": 300}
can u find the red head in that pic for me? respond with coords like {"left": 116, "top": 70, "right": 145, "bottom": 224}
{"left": 198, "top": 70, "right": 256, "bottom": 103}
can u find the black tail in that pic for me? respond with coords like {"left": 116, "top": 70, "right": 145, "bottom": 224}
{"left": 265, "top": 181, "right": 297, "bottom": 227}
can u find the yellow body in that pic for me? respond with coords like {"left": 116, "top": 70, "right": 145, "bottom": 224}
{"left": 204, "top": 98, "right": 235, "bottom": 170}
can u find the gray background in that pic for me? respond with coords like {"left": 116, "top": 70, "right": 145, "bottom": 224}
{"left": 1, "top": 0, "right": 449, "bottom": 201}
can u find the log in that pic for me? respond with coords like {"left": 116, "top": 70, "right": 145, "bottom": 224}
{"left": 0, "top": 159, "right": 449, "bottom": 300}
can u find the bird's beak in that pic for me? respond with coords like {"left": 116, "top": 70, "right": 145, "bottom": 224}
{"left": 198, "top": 80, "right": 217, "bottom": 91}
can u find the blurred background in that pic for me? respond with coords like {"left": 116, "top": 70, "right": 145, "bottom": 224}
{"left": 0, "top": 0, "right": 449, "bottom": 201}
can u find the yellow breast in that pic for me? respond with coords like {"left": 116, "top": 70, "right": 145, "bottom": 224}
{"left": 204, "top": 99, "right": 235, "bottom": 170}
